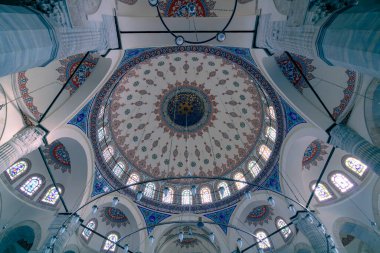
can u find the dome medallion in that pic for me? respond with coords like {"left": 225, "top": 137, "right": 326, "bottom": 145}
{"left": 90, "top": 46, "right": 284, "bottom": 213}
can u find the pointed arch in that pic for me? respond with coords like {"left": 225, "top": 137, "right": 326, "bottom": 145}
{"left": 39, "top": 184, "right": 64, "bottom": 206}
{"left": 266, "top": 126, "right": 276, "bottom": 142}
{"left": 328, "top": 171, "right": 355, "bottom": 193}
{"left": 162, "top": 187, "right": 174, "bottom": 203}
{"left": 181, "top": 189, "right": 192, "bottom": 205}
{"left": 342, "top": 155, "right": 368, "bottom": 179}
{"left": 233, "top": 172, "right": 247, "bottom": 190}
{"left": 102, "top": 146, "right": 114, "bottom": 162}
{"left": 113, "top": 161, "right": 125, "bottom": 178}
{"left": 200, "top": 187, "right": 212, "bottom": 203}
{"left": 247, "top": 160, "right": 261, "bottom": 178}
{"left": 144, "top": 182, "right": 156, "bottom": 199}
{"left": 259, "top": 145, "right": 272, "bottom": 161}
{"left": 81, "top": 219, "right": 97, "bottom": 242}
{"left": 218, "top": 182, "right": 231, "bottom": 199}
{"left": 310, "top": 181, "right": 335, "bottom": 202}
{"left": 17, "top": 174, "right": 46, "bottom": 198}
{"left": 255, "top": 229, "right": 272, "bottom": 249}
{"left": 102, "top": 232, "right": 120, "bottom": 252}
{"left": 5, "top": 159, "right": 31, "bottom": 182}
{"left": 275, "top": 217, "right": 292, "bottom": 241}
{"left": 126, "top": 173, "right": 139, "bottom": 190}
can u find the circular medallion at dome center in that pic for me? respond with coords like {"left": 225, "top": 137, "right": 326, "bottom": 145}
{"left": 162, "top": 87, "right": 211, "bottom": 132}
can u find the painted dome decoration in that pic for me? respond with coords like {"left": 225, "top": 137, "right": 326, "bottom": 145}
{"left": 245, "top": 205, "right": 274, "bottom": 226}
{"left": 90, "top": 46, "right": 284, "bottom": 213}
{"left": 158, "top": 0, "right": 217, "bottom": 17}
{"left": 100, "top": 207, "right": 130, "bottom": 228}
{"left": 43, "top": 141, "right": 71, "bottom": 173}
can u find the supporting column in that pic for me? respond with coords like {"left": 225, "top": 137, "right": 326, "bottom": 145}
{"left": 328, "top": 124, "right": 380, "bottom": 175}
{"left": 316, "top": 4, "right": 380, "bottom": 78}
{"left": 0, "top": 4, "right": 118, "bottom": 77}
{"left": 0, "top": 126, "right": 46, "bottom": 170}
{"left": 295, "top": 214, "right": 329, "bottom": 253}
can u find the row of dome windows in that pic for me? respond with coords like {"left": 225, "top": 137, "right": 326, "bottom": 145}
{"left": 4, "top": 160, "right": 63, "bottom": 206}
{"left": 311, "top": 157, "right": 368, "bottom": 202}
{"left": 81, "top": 217, "right": 291, "bottom": 251}
{"left": 99, "top": 147, "right": 274, "bottom": 205}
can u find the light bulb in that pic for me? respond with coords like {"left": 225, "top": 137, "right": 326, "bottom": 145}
{"left": 50, "top": 236, "right": 57, "bottom": 245}
{"left": 188, "top": 228, "right": 193, "bottom": 235}
{"left": 217, "top": 32, "right": 226, "bottom": 42}
{"left": 149, "top": 235, "right": 155, "bottom": 244}
{"left": 136, "top": 191, "right": 143, "bottom": 201}
{"left": 163, "top": 187, "right": 169, "bottom": 197}
{"left": 209, "top": 232, "right": 215, "bottom": 243}
{"left": 59, "top": 225, "right": 67, "bottom": 235}
{"left": 72, "top": 214, "right": 80, "bottom": 224}
{"left": 245, "top": 191, "right": 252, "bottom": 200}
{"left": 237, "top": 238, "right": 243, "bottom": 249}
{"left": 124, "top": 244, "right": 129, "bottom": 253}
{"left": 175, "top": 36, "right": 184, "bottom": 46}
{"left": 179, "top": 231, "right": 184, "bottom": 242}
{"left": 191, "top": 185, "right": 197, "bottom": 195}
{"left": 92, "top": 205, "right": 98, "bottom": 214}
{"left": 148, "top": 0, "right": 158, "bottom": 7}
{"left": 288, "top": 204, "right": 296, "bottom": 215}
{"left": 258, "top": 248, "right": 264, "bottom": 253}
{"left": 219, "top": 186, "right": 225, "bottom": 197}
{"left": 112, "top": 196, "right": 119, "bottom": 207}
{"left": 267, "top": 196, "right": 275, "bottom": 207}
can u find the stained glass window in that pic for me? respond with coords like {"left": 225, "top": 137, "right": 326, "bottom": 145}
{"left": 200, "top": 187, "right": 212, "bottom": 203}
{"left": 162, "top": 187, "right": 174, "bottom": 203}
{"left": 182, "top": 189, "right": 192, "bottom": 205}
{"left": 20, "top": 176, "right": 43, "bottom": 196}
{"left": 259, "top": 145, "right": 272, "bottom": 161}
{"left": 344, "top": 157, "right": 368, "bottom": 177}
{"left": 6, "top": 160, "right": 28, "bottom": 181}
{"left": 98, "top": 127, "right": 106, "bottom": 141}
{"left": 126, "top": 173, "right": 139, "bottom": 190}
{"left": 113, "top": 162, "right": 125, "bottom": 178}
{"left": 248, "top": 161, "right": 261, "bottom": 178}
{"left": 218, "top": 182, "right": 231, "bottom": 199}
{"left": 234, "top": 172, "right": 247, "bottom": 190}
{"left": 82, "top": 220, "right": 96, "bottom": 240}
{"left": 103, "top": 233, "right": 118, "bottom": 252}
{"left": 256, "top": 230, "right": 271, "bottom": 249}
{"left": 268, "top": 106, "right": 276, "bottom": 119}
{"left": 102, "top": 146, "right": 114, "bottom": 162}
{"left": 266, "top": 127, "right": 276, "bottom": 142}
{"left": 144, "top": 182, "right": 156, "bottom": 199}
{"left": 276, "top": 218, "right": 292, "bottom": 239}
{"left": 312, "top": 183, "right": 333, "bottom": 202}
{"left": 41, "top": 186, "right": 63, "bottom": 205}
{"left": 330, "top": 173, "right": 354, "bottom": 193}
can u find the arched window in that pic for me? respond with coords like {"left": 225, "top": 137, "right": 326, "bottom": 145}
{"left": 200, "top": 187, "right": 212, "bottom": 203}
{"left": 218, "top": 182, "right": 231, "bottom": 199}
{"left": 234, "top": 172, "right": 247, "bottom": 190}
{"left": 126, "top": 173, "right": 139, "bottom": 190}
{"left": 182, "top": 189, "right": 192, "bottom": 205}
{"left": 40, "top": 185, "right": 64, "bottom": 205}
{"left": 276, "top": 217, "right": 292, "bottom": 240}
{"left": 102, "top": 146, "right": 114, "bottom": 162}
{"left": 259, "top": 145, "right": 272, "bottom": 161}
{"left": 343, "top": 157, "right": 368, "bottom": 178}
{"left": 268, "top": 106, "right": 276, "bottom": 119}
{"left": 19, "top": 175, "right": 45, "bottom": 197}
{"left": 311, "top": 182, "right": 333, "bottom": 202}
{"left": 6, "top": 160, "right": 29, "bottom": 181}
{"left": 98, "top": 105, "right": 105, "bottom": 119}
{"left": 98, "top": 127, "right": 106, "bottom": 141}
{"left": 162, "top": 187, "right": 174, "bottom": 203}
{"left": 113, "top": 162, "right": 125, "bottom": 178}
{"left": 248, "top": 161, "right": 261, "bottom": 178}
{"left": 256, "top": 230, "right": 271, "bottom": 249}
{"left": 266, "top": 127, "right": 276, "bottom": 142}
{"left": 82, "top": 219, "right": 97, "bottom": 241}
{"left": 144, "top": 182, "right": 156, "bottom": 199}
{"left": 103, "top": 232, "right": 119, "bottom": 252}
{"left": 329, "top": 172, "right": 354, "bottom": 193}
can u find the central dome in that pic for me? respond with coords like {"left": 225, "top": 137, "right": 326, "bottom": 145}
{"left": 90, "top": 46, "right": 284, "bottom": 213}
{"left": 162, "top": 86, "right": 211, "bottom": 132}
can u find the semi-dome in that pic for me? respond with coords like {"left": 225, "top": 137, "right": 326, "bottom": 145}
{"left": 89, "top": 46, "right": 285, "bottom": 213}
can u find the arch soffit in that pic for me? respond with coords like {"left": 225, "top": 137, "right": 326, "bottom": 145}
{"left": 0, "top": 220, "right": 42, "bottom": 250}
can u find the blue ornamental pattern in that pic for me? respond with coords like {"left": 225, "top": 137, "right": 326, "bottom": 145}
{"left": 91, "top": 170, "right": 113, "bottom": 197}
{"left": 138, "top": 206, "right": 171, "bottom": 235}
{"left": 262, "top": 163, "right": 281, "bottom": 192}
{"left": 203, "top": 205, "right": 236, "bottom": 234}
{"left": 67, "top": 99, "right": 93, "bottom": 134}
{"left": 281, "top": 99, "right": 306, "bottom": 133}
{"left": 221, "top": 47, "right": 257, "bottom": 67}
